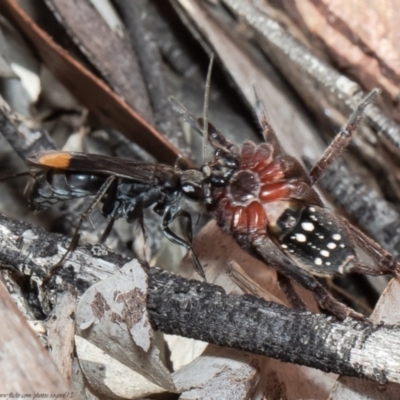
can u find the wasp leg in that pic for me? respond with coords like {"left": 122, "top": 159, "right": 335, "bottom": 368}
{"left": 276, "top": 272, "right": 307, "bottom": 311}
{"left": 43, "top": 175, "right": 117, "bottom": 285}
{"left": 99, "top": 218, "right": 115, "bottom": 244}
{"left": 161, "top": 204, "right": 206, "bottom": 280}
{"left": 127, "top": 203, "right": 146, "bottom": 239}
{"left": 252, "top": 235, "right": 369, "bottom": 322}
{"left": 98, "top": 177, "right": 119, "bottom": 244}
{"left": 173, "top": 209, "right": 194, "bottom": 243}
{"left": 126, "top": 203, "right": 151, "bottom": 263}
{"left": 308, "top": 89, "right": 380, "bottom": 185}
{"left": 341, "top": 217, "right": 400, "bottom": 275}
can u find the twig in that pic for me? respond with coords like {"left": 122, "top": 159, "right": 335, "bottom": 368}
{"left": 222, "top": 0, "right": 400, "bottom": 158}
{"left": 1, "top": 213, "right": 400, "bottom": 383}
{"left": 44, "top": 0, "right": 154, "bottom": 124}
{"left": 114, "top": 0, "right": 190, "bottom": 156}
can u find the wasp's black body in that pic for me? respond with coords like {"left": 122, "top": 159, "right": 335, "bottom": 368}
{"left": 27, "top": 151, "right": 209, "bottom": 279}
{"left": 25, "top": 91, "right": 400, "bottom": 320}
{"left": 29, "top": 152, "right": 177, "bottom": 215}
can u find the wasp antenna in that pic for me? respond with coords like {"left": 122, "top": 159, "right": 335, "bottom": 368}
{"left": 202, "top": 53, "right": 214, "bottom": 162}
{"left": 0, "top": 171, "right": 34, "bottom": 182}
{"left": 169, "top": 96, "right": 203, "bottom": 137}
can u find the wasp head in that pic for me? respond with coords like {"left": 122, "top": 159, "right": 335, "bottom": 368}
{"left": 179, "top": 169, "right": 208, "bottom": 201}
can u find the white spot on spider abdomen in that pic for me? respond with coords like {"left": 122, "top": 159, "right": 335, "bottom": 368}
{"left": 295, "top": 233, "right": 307, "bottom": 242}
{"left": 301, "top": 222, "right": 315, "bottom": 231}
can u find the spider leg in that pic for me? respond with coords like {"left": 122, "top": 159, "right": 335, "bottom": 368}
{"left": 170, "top": 96, "right": 238, "bottom": 154}
{"left": 252, "top": 235, "right": 369, "bottom": 322}
{"left": 276, "top": 272, "right": 307, "bottom": 311}
{"left": 349, "top": 262, "right": 388, "bottom": 276}
{"left": 43, "top": 175, "right": 117, "bottom": 284}
{"left": 340, "top": 217, "right": 400, "bottom": 275}
{"left": 253, "top": 86, "right": 282, "bottom": 150}
{"left": 309, "top": 89, "right": 380, "bottom": 185}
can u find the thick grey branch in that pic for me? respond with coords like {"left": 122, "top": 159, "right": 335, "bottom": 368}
{"left": 0, "top": 213, "right": 400, "bottom": 383}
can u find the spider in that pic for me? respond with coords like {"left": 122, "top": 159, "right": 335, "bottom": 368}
{"left": 170, "top": 87, "right": 399, "bottom": 321}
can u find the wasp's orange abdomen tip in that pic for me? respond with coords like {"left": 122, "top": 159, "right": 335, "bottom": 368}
{"left": 38, "top": 153, "right": 72, "bottom": 168}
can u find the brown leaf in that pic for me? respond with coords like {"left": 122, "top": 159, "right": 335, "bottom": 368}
{"left": 0, "top": 279, "right": 71, "bottom": 392}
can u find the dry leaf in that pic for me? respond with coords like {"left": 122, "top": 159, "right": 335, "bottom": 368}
{"left": 173, "top": 345, "right": 259, "bottom": 399}
{"left": 75, "top": 335, "right": 167, "bottom": 399}
{"left": 76, "top": 259, "right": 176, "bottom": 392}
{"left": 0, "top": 279, "right": 70, "bottom": 392}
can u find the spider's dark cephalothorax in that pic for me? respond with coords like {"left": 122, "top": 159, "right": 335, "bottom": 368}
{"left": 24, "top": 89, "right": 399, "bottom": 320}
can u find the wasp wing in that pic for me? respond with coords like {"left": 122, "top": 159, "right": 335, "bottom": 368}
{"left": 27, "top": 151, "right": 176, "bottom": 183}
